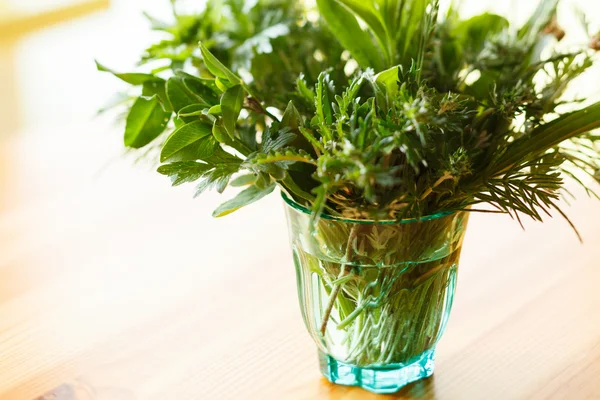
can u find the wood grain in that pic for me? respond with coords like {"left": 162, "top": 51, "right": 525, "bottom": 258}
{"left": 1, "top": 126, "right": 600, "bottom": 400}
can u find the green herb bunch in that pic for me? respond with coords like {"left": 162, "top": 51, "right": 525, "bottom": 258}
{"left": 99, "top": 0, "right": 600, "bottom": 228}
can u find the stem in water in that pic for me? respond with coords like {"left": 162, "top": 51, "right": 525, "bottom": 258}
{"left": 319, "top": 224, "right": 360, "bottom": 336}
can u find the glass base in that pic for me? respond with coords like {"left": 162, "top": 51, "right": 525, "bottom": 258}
{"left": 318, "top": 349, "right": 435, "bottom": 394}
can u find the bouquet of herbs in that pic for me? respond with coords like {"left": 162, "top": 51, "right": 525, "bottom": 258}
{"left": 99, "top": 0, "right": 600, "bottom": 376}
{"left": 99, "top": 0, "right": 600, "bottom": 229}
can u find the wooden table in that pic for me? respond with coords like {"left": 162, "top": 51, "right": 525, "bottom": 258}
{"left": 1, "top": 125, "right": 600, "bottom": 400}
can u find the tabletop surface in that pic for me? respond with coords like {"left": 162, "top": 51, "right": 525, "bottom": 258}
{"left": 1, "top": 125, "right": 600, "bottom": 400}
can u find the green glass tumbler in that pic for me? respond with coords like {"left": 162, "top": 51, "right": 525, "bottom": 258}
{"left": 282, "top": 193, "right": 470, "bottom": 394}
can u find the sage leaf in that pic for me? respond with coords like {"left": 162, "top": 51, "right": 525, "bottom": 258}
{"left": 157, "top": 161, "right": 213, "bottom": 186}
{"left": 212, "top": 183, "right": 276, "bottom": 217}
{"left": 230, "top": 174, "right": 257, "bottom": 187}
{"left": 194, "top": 164, "right": 241, "bottom": 198}
{"left": 124, "top": 96, "right": 171, "bottom": 149}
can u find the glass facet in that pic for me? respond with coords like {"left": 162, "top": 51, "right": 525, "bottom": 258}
{"left": 283, "top": 194, "right": 469, "bottom": 394}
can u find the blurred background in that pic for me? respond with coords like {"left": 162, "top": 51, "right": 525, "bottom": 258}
{"left": 1, "top": 1, "right": 600, "bottom": 399}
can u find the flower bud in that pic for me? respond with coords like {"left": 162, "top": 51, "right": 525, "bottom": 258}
{"left": 245, "top": 97, "right": 265, "bottom": 115}
{"left": 590, "top": 34, "right": 600, "bottom": 51}
{"left": 543, "top": 17, "right": 566, "bottom": 42}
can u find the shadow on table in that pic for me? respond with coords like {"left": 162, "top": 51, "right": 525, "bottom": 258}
{"left": 394, "top": 377, "right": 437, "bottom": 399}
{"left": 318, "top": 376, "right": 437, "bottom": 400}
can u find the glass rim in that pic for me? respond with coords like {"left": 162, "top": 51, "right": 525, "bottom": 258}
{"left": 281, "top": 191, "right": 457, "bottom": 225}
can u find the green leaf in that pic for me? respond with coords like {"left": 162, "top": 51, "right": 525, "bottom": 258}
{"left": 375, "top": 66, "right": 400, "bottom": 97}
{"left": 315, "top": 73, "right": 334, "bottom": 140}
{"left": 221, "top": 85, "right": 245, "bottom": 138}
{"left": 316, "top": 0, "right": 384, "bottom": 70}
{"left": 215, "top": 77, "right": 234, "bottom": 92}
{"left": 281, "top": 101, "right": 303, "bottom": 130}
{"left": 493, "top": 101, "right": 600, "bottom": 174}
{"left": 454, "top": 13, "right": 509, "bottom": 54}
{"left": 231, "top": 174, "right": 257, "bottom": 187}
{"left": 334, "top": 0, "right": 391, "bottom": 63}
{"left": 215, "top": 174, "right": 231, "bottom": 194}
{"left": 253, "top": 148, "right": 316, "bottom": 166}
{"left": 199, "top": 42, "right": 242, "bottom": 84}
{"left": 167, "top": 76, "right": 205, "bottom": 113}
{"left": 212, "top": 183, "right": 276, "bottom": 217}
{"left": 261, "top": 132, "right": 298, "bottom": 153}
{"left": 96, "top": 61, "right": 160, "bottom": 85}
{"left": 142, "top": 80, "right": 171, "bottom": 112}
{"left": 212, "top": 120, "right": 252, "bottom": 156}
{"left": 296, "top": 75, "right": 316, "bottom": 103}
{"left": 173, "top": 116, "right": 186, "bottom": 129}
{"left": 392, "top": 0, "right": 430, "bottom": 63}
{"left": 464, "top": 72, "right": 498, "bottom": 100}
{"left": 124, "top": 96, "right": 171, "bottom": 149}
{"left": 212, "top": 120, "right": 231, "bottom": 145}
{"left": 178, "top": 104, "right": 205, "bottom": 118}
{"left": 176, "top": 72, "right": 220, "bottom": 105}
{"left": 439, "top": 36, "right": 464, "bottom": 78}
{"left": 309, "top": 184, "right": 328, "bottom": 226}
{"left": 194, "top": 164, "right": 240, "bottom": 197}
{"left": 208, "top": 147, "right": 244, "bottom": 165}
{"left": 160, "top": 121, "right": 215, "bottom": 162}
{"left": 175, "top": 71, "right": 220, "bottom": 93}
{"left": 299, "top": 127, "right": 325, "bottom": 152}
{"left": 157, "top": 161, "right": 213, "bottom": 186}
{"left": 518, "top": 0, "right": 559, "bottom": 44}
{"left": 208, "top": 105, "right": 222, "bottom": 115}
{"left": 281, "top": 174, "right": 316, "bottom": 203}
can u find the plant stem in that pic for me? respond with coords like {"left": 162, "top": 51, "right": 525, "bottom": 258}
{"left": 420, "top": 172, "right": 455, "bottom": 201}
{"left": 319, "top": 224, "right": 360, "bottom": 336}
{"left": 264, "top": 109, "right": 281, "bottom": 123}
